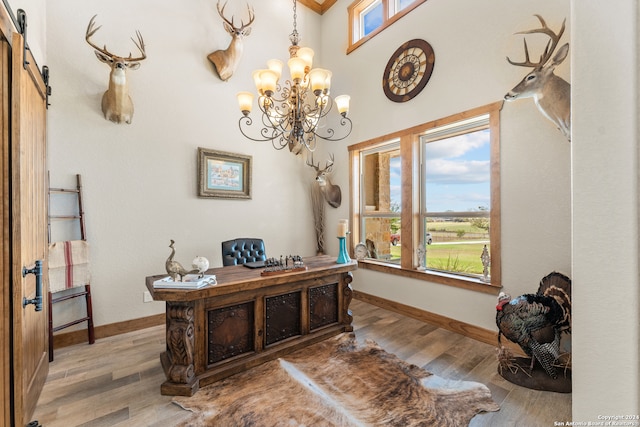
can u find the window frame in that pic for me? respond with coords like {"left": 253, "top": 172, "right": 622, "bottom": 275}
{"left": 359, "top": 140, "right": 402, "bottom": 263}
{"left": 348, "top": 102, "right": 502, "bottom": 294}
{"left": 347, "top": 0, "right": 428, "bottom": 54}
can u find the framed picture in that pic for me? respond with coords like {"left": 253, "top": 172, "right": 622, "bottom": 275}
{"left": 198, "top": 148, "right": 252, "bottom": 199}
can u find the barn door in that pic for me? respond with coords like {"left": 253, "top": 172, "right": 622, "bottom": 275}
{"left": 10, "top": 29, "right": 49, "bottom": 426}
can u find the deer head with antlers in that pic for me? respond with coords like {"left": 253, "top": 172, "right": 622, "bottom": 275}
{"left": 85, "top": 15, "right": 146, "bottom": 124}
{"left": 307, "top": 153, "right": 342, "bottom": 209}
{"left": 504, "top": 15, "right": 571, "bottom": 142}
{"left": 208, "top": 1, "right": 255, "bottom": 81}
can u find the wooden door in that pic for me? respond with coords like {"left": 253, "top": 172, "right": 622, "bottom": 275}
{"left": 10, "top": 31, "right": 49, "bottom": 426}
{"left": 1, "top": 31, "right": 12, "bottom": 427}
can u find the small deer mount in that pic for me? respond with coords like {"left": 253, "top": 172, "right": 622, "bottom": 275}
{"left": 307, "top": 153, "right": 342, "bottom": 209}
{"left": 85, "top": 15, "right": 146, "bottom": 124}
{"left": 504, "top": 15, "right": 571, "bottom": 142}
{"left": 208, "top": 1, "right": 255, "bottom": 81}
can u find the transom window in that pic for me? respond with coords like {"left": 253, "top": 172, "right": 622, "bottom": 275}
{"left": 348, "top": 102, "right": 502, "bottom": 291}
{"left": 347, "top": 0, "right": 428, "bottom": 53}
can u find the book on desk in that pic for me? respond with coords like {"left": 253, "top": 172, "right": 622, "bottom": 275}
{"left": 153, "top": 274, "right": 217, "bottom": 289}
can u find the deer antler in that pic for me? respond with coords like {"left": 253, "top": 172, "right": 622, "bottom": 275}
{"left": 507, "top": 14, "right": 566, "bottom": 68}
{"left": 306, "top": 154, "right": 320, "bottom": 172}
{"left": 324, "top": 153, "right": 335, "bottom": 174}
{"left": 128, "top": 31, "right": 146, "bottom": 62}
{"left": 85, "top": 15, "right": 146, "bottom": 61}
{"left": 217, "top": 1, "right": 255, "bottom": 32}
{"left": 306, "top": 153, "right": 334, "bottom": 175}
{"left": 85, "top": 15, "right": 110, "bottom": 57}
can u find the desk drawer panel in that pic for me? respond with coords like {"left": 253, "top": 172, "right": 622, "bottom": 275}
{"left": 265, "top": 291, "right": 301, "bottom": 346}
{"left": 208, "top": 302, "right": 254, "bottom": 364}
{"left": 309, "top": 283, "right": 338, "bottom": 330}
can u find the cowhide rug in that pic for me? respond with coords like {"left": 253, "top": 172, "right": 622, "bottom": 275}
{"left": 173, "top": 333, "right": 499, "bottom": 426}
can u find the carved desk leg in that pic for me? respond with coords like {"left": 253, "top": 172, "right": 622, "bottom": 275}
{"left": 160, "top": 302, "right": 198, "bottom": 396}
{"left": 342, "top": 272, "right": 354, "bottom": 332}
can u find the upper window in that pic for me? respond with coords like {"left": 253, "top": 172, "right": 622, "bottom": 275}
{"left": 348, "top": 102, "right": 502, "bottom": 291}
{"left": 348, "top": 0, "right": 428, "bottom": 53}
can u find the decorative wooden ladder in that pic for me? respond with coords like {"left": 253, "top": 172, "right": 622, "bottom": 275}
{"left": 47, "top": 173, "right": 95, "bottom": 362}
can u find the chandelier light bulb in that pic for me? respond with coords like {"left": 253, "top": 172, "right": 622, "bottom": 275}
{"left": 288, "top": 57, "right": 306, "bottom": 82}
{"left": 259, "top": 69, "right": 278, "bottom": 96}
{"left": 266, "top": 59, "right": 284, "bottom": 80}
{"left": 296, "top": 47, "right": 314, "bottom": 71}
{"left": 237, "top": 92, "right": 254, "bottom": 116}
{"left": 324, "top": 70, "right": 332, "bottom": 95}
{"left": 252, "top": 70, "right": 265, "bottom": 95}
{"left": 334, "top": 95, "right": 350, "bottom": 117}
{"left": 308, "top": 68, "right": 328, "bottom": 96}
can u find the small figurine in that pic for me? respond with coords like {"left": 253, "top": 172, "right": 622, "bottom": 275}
{"left": 417, "top": 244, "right": 427, "bottom": 271}
{"left": 165, "top": 240, "right": 198, "bottom": 282}
{"left": 262, "top": 255, "right": 305, "bottom": 274}
{"left": 481, "top": 245, "right": 490, "bottom": 282}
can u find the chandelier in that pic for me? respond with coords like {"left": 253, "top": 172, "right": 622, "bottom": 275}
{"left": 236, "top": 0, "right": 352, "bottom": 155}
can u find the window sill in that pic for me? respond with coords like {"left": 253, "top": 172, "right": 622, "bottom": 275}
{"left": 355, "top": 259, "right": 502, "bottom": 295}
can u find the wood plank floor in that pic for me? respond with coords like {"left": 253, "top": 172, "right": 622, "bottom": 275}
{"left": 32, "top": 299, "right": 571, "bottom": 426}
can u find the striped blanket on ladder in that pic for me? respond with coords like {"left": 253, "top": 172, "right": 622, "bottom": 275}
{"left": 48, "top": 240, "right": 91, "bottom": 293}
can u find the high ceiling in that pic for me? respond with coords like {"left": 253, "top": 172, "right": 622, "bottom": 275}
{"left": 298, "top": 0, "right": 337, "bottom": 15}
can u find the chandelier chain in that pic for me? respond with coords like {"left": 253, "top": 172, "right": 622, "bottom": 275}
{"left": 290, "top": 0, "right": 299, "bottom": 46}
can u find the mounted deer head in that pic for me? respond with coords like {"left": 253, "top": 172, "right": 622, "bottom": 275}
{"left": 85, "top": 15, "right": 146, "bottom": 124}
{"left": 307, "top": 153, "right": 342, "bottom": 209}
{"left": 504, "top": 15, "right": 571, "bottom": 142}
{"left": 208, "top": 1, "right": 255, "bottom": 81}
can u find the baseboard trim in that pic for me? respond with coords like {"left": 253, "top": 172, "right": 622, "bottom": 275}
{"left": 53, "top": 313, "right": 165, "bottom": 349}
{"left": 353, "top": 290, "right": 523, "bottom": 354}
{"left": 55, "top": 293, "right": 519, "bottom": 354}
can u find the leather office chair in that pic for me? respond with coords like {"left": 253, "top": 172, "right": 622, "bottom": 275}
{"left": 221, "top": 238, "right": 267, "bottom": 266}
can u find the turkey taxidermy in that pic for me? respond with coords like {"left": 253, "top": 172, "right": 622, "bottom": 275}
{"left": 495, "top": 271, "right": 571, "bottom": 379}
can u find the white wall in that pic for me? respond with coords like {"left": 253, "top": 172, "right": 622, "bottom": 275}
{"left": 44, "top": 0, "right": 322, "bottom": 326}
{"left": 320, "top": 0, "right": 571, "bottom": 332}
{"left": 571, "top": 0, "right": 639, "bottom": 420}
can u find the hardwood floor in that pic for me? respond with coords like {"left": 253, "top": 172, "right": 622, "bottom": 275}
{"left": 32, "top": 299, "right": 571, "bottom": 426}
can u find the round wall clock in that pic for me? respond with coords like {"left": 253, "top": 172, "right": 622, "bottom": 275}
{"left": 383, "top": 39, "right": 435, "bottom": 103}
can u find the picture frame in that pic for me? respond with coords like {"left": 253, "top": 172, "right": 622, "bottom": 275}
{"left": 197, "top": 147, "right": 252, "bottom": 199}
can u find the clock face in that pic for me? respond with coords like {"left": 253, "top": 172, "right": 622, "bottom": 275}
{"left": 383, "top": 39, "right": 435, "bottom": 103}
{"left": 354, "top": 243, "right": 368, "bottom": 260}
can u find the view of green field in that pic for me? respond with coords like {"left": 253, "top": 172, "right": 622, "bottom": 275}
{"left": 388, "top": 221, "right": 489, "bottom": 275}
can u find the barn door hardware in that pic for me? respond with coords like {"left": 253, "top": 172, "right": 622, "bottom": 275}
{"left": 22, "top": 260, "right": 43, "bottom": 312}
{"left": 16, "top": 9, "right": 30, "bottom": 69}
{"left": 42, "top": 65, "right": 51, "bottom": 108}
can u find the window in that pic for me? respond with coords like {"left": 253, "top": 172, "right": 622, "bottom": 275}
{"left": 348, "top": 0, "right": 428, "bottom": 53}
{"left": 348, "top": 102, "right": 502, "bottom": 291}
{"left": 361, "top": 0, "right": 383, "bottom": 36}
{"left": 360, "top": 141, "right": 402, "bottom": 263}
{"left": 421, "top": 116, "right": 491, "bottom": 279}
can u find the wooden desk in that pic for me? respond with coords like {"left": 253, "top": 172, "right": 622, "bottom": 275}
{"left": 146, "top": 255, "right": 356, "bottom": 396}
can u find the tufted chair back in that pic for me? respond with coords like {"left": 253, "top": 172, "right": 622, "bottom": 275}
{"left": 221, "top": 238, "right": 267, "bottom": 266}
